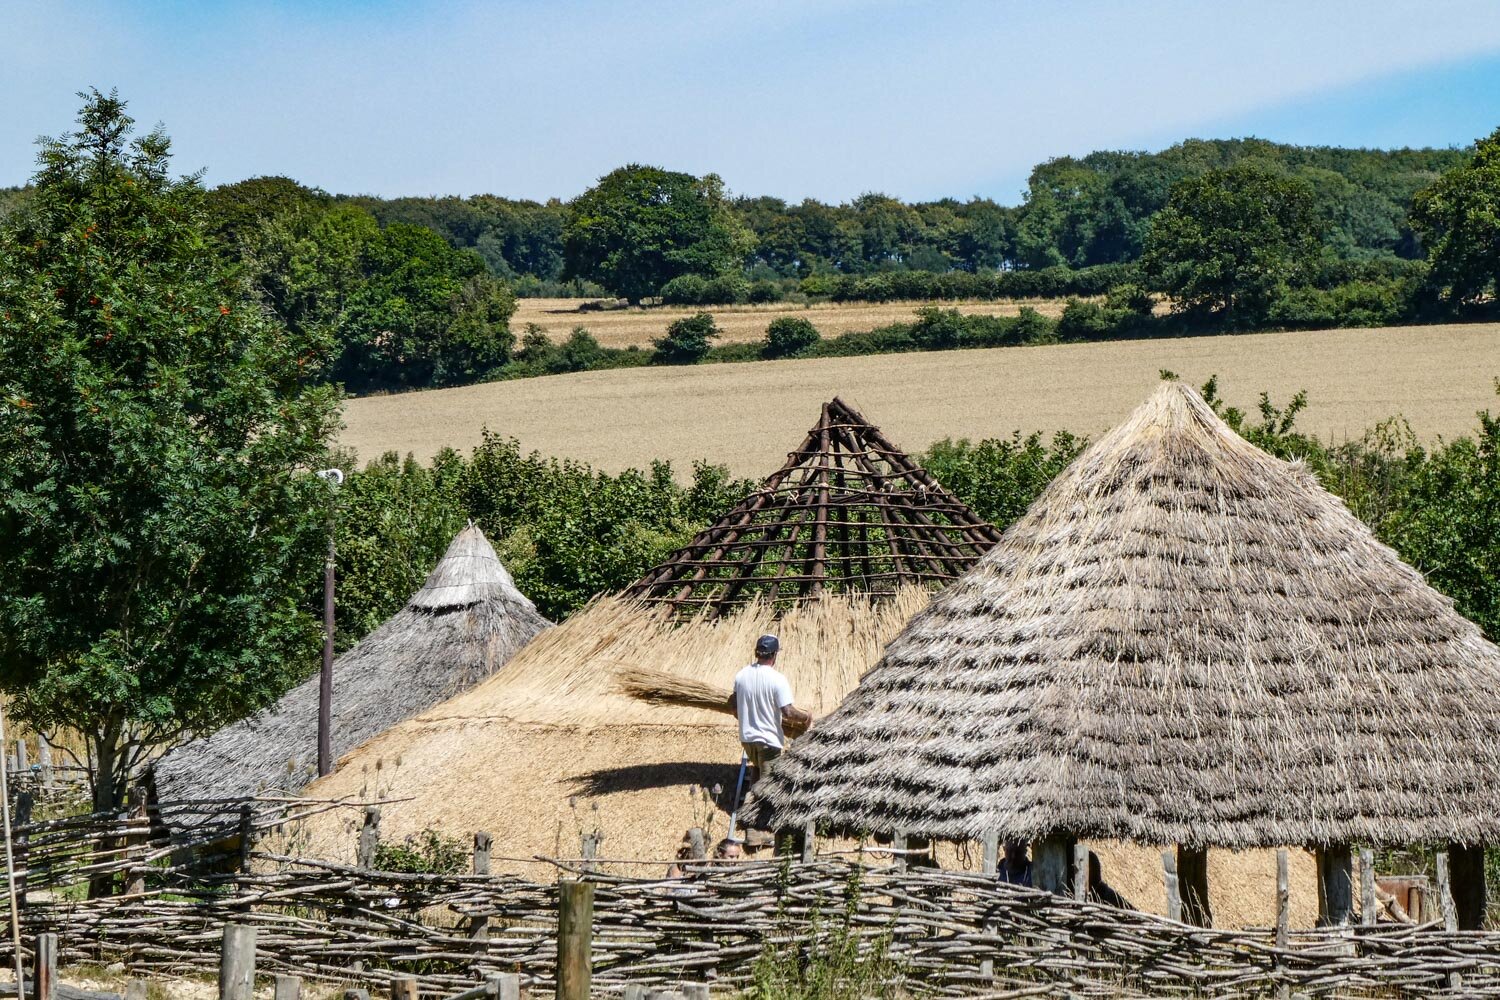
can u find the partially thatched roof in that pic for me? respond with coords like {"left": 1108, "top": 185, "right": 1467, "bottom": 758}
{"left": 751, "top": 381, "right": 1500, "bottom": 849}
{"left": 289, "top": 590, "right": 930, "bottom": 880}
{"left": 153, "top": 525, "right": 550, "bottom": 814}
{"left": 625, "top": 398, "right": 1001, "bottom": 618}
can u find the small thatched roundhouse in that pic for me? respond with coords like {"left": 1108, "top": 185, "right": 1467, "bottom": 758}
{"left": 752, "top": 381, "right": 1500, "bottom": 926}
{"left": 153, "top": 526, "right": 550, "bottom": 817}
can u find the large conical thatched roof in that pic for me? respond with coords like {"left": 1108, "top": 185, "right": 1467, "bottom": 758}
{"left": 752, "top": 381, "right": 1500, "bottom": 849}
{"left": 152, "top": 526, "right": 550, "bottom": 816}
{"left": 625, "top": 398, "right": 1001, "bottom": 618}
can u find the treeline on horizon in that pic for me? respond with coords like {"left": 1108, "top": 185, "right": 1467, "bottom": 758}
{"left": 1, "top": 134, "right": 1492, "bottom": 397}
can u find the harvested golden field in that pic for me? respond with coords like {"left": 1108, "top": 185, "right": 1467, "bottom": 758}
{"left": 513, "top": 296, "right": 1069, "bottom": 348}
{"left": 342, "top": 323, "right": 1500, "bottom": 477}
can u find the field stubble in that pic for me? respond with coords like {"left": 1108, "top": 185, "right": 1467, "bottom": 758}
{"left": 342, "top": 322, "right": 1500, "bottom": 478}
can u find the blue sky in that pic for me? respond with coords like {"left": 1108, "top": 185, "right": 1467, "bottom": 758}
{"left": 4, "top": 0, "right": 1500, "bottom": 205}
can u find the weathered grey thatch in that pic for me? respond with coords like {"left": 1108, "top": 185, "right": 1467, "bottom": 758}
{"left": 751, "top": 381, "right": 1500, "bottom": 849}
{"left": 152, "top": 525, "right": 550, "bottom": 815}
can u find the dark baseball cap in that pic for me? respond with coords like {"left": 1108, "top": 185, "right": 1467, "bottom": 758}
{"left": 755, "top": 634, "right": 780, "bottom": 656}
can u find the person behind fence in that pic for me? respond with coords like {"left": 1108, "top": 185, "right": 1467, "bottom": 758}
{"left": 999, "top": 841, "right": 1033, "bottom": 886}
{"left": 727, "top": 634, "right": 812, "bottom": 783}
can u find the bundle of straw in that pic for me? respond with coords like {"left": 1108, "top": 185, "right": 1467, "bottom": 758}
{"left": 615, "top": 666, "right": 810, "bottom": 737}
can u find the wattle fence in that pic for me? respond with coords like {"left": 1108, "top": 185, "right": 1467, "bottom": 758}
{"left": 6, "top": 799, "right": 1500, "bottom": 998}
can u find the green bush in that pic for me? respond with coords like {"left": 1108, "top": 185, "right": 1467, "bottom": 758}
{"left": 1012, "top": 306, "right": 1058, "bottom": 344}
{"left": 702, "top": 273, "right": 749, "bottom": 304}
{"left": 372, "top": 829, "right": 468, "bottom": 875}
{"left": 910, "top": 307, "right": 968, "bottom": 350}
{"left": 1106, "top": 283, "right": 1155, "bottom": 316}
{"left": 659, "top": 273, "right": 709, "bottom": 305}
{"left": 748, "top": 279, "right": 783, "bottom": 304}
{"left": 764, "top": 316, "right": 821, "bottom": 357}
{"left": 652, "top": 312, "right": 720, "bottom": 364}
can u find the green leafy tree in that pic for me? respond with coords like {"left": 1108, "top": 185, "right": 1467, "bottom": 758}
{"left": 1142, "top": 166, "right": 1321, "bottom": 323}
{"left": 1411, "top": 127, "right": 1500, "bottom": 309}
{"left": 563, "top": 165, "right": 752, "bottom": 303}
{"left": 652, "top": 312, "right": 719, "bottom": 364}
{"left": 0, "top": 91, "right": 342, "bottom": 816}
{"left": 337, "top": 223, "right": 517, "bottom": 390}
{"left": 763, "top": 316, "right": 820, "bottom": 358}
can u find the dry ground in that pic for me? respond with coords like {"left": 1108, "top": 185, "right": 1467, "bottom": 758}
{"left": 342, "top": 323, "right": 1500, "bottom": 477}
{"left": 513, "top": 296, "right": 1070, "bottom": 348}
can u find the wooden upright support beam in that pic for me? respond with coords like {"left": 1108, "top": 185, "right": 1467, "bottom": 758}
{"left": 1275, "top": 849, "right": 1290, "bottom": 949}
{"left": 1359, "top": 848, "right": 1377, "bottom": 926}
{"left": 1033, "top": 837, "right": 1074, "bottom": 895}
{"left": 557, "top": 880, "right": 594, "bottom": 1000}
{"left": 1316, "top": 843, "right": 1354, "bottom": 927}
{"left": 356, "top": 807, "right": 381, "bottom": 869}
{"left": 35, "top": 932, "right": 58, "bottom": 1000}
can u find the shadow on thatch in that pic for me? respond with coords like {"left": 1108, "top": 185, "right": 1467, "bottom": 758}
{"left": 569, "top": 761, "right": 741, "bottom": 806}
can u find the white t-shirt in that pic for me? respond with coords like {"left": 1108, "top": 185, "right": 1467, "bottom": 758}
{"left": 733, "top": 662, "right": 794, "bottom": 749}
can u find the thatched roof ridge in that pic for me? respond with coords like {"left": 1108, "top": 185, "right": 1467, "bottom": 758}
{"left": 152, "top": 526, "right": 550, "bottom": 814}
{"left": 625, "top": 397, "right": 1001, "bottom": 618}
{"left": 751, "top": 381, "right": 1500, "bottom": 848}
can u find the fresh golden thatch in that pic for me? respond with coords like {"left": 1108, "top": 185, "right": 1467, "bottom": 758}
{"left": 615, "top": 666, "right": 809, "bottom": 737}
{"left": 152, "top": 526, "right": 550, "bottom": 818}
{"left": 291, "top": 590, "right": 929, "bottom": 878}
{"left": 751, "top": 381, "right": 1500, "bottom": 848}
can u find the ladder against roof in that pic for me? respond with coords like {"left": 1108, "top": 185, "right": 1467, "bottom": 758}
{"left": 624, "top": 398, "right": 1000, "bottom": 619}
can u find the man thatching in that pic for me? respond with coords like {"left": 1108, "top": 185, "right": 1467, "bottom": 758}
{"left": 728, "top": 634, "right": 812, "bottom": 783}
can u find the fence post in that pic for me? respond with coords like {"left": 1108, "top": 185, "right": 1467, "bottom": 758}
{"left": 37, "top": 737, "right": 52, "bottom": 789}
{"left": 237, "top": 803, "right": 254, "bottom": 872}
{"left": 125, "top": 787, "right": 149, "bottom": 896}
{"left": 557, "top": 880, "right": 594, "bottom": 1000}
{"left": 389, "top": 975, "right": 418, "bottom": 1000}
{"left": 891, "top": 830, "right": 907, "bottom": 873}
{"left": 356, "top": 807, "right": 381, "bottom": 869}
{"left": 979, "top": 831, "right": 999, "bottom": 983}
{"left": 274, "top": 974, "right": 303, "bottom": 1000}
{"left": 15, "top": 789, "right": 32, "bottom": 904}
{"left": 623, "top": 986, "right": 646, "bottom": 1000}
{"left": 1359, "top": 849, "right": 1377, "bottom": 926}
{"left": 125, "top": 980, "right": 148, "bottom": 1000}
{"left": 36, "top": 932, "right": 57, "bottom": 1000}
{"left": 219, "top": 922, "right": 257, "bottom": 1000}
{"left": 490, "top": 973, "right": 519, "bottom": 1000}
{"left": 472, "top": 831, "right": 492, "bottom": 876}
{"left": 683, "top": 985, "right": 709, "bottom": 1000}
{"left": 16, "top": 739, "right": 27, "bottom": 776}
{"left": 1161, "top": 850, "right": 1183, "bottom": 922}
{"left": 1276, "top": 849, "right": 1290, "bottom": 950}
{"left": 580, "top": 831, "right": 601, "bottom": 873}
{"left": 1436, "top": 851, "right": 1458, "bottom": 931}
{"left": 1071, "top": 844, "right": 1089, "bottom": 902}
{"left": 801, "top": 820, "right": 816, "bottom": 863}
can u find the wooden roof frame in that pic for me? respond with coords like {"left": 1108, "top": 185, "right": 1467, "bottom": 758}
{"left": 625, "top": 398, "right": 1001, "bottom": 618}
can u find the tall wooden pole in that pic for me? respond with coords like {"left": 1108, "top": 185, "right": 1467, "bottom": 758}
{"left": 316, "top": 469, "right": 342, "bottom": 777}
{"left": 557, "top": 880, "right": 594, "bottom": 1000}
{"left": 0, "top": 701, "right": 26, "bottom": 996}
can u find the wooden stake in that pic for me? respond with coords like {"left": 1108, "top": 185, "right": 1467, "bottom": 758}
{"left": 981, "top": 832, "right": 999, "bottom": 877}
{"left": 557, "top": 880, "right": 594, "bottom": 1000}
{"left": 1161, "top": 850, "right": 1183, "bottom": 923}
{"left": 389, "top": 976, "right": 418, "bottom": 1000}
{"left": 1276, "top": 849, "right": 1290, "bottom": 949}
{"left": 125, "top": 787, "right": 148, "bottom": 897}
{"left": 688, "top": 827, "right": 706, "bottom": 861}
{"left": 35, "top": 932, "right": 57, "bottom": 1000}
{"left": 801, "top": 820, "right": 816, "bottom": 863}
{"left": 472, "top": 831, "right": 491, "bottom": 876}
{"left": 1360, "top": 848, "right": 1377, "bottom": 926}
{"left": 1071, "top": 844, "right": 1089, "bottom": 902}
{"left": 36, "top": 738, "right": 51, "bottom": 790}
{"left": 274, "top": 975, "right": 302, "bottom": 1000}
{"left": 356, "top": 807, "right": 381, "bottom": 869}
{"left": 218, "top": 923, "right": 257, "bottom": 1000}
{"left": 891, "top": 831, "right": 907, "bottom": 873}
{"left": 1436, "top": 851, "right": 1458, "bottom": 931}
{"left": 490, "top": 974, "right": 518, "bottom": 1000}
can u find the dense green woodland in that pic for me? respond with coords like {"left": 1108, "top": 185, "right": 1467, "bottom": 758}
{"left": 2, "top": 92, "right": 1499, "bottom": 817}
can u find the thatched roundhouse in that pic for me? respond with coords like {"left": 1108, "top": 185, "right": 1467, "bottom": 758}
{"left": 289, "top": 401, "right": 998, "bottom": 877}
{"left": 153, "top": 525, "right": 550, "bottom": 818}
{"left": 751, "top": 381, "right": 1500, "bottom": 926}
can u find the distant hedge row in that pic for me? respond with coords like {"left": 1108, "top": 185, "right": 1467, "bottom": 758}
{"left": 658, "top": 264, "right": 1139, "bottom": 306}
